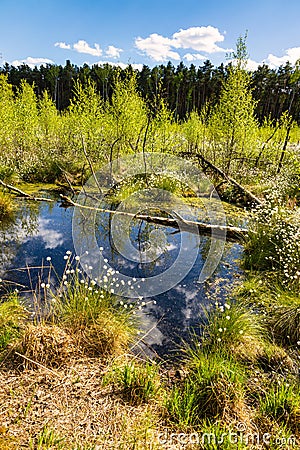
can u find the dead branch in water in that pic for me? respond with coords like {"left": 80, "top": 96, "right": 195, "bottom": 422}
{"left": 61, "top": 194, "right": 248, "bottom": 242}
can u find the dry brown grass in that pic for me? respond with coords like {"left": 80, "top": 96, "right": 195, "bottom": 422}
{"left": 15, "top": 323, "right": 76, "bottom": 369}
{"left": 0, "top": 358, "right": 168, "bottom": 450}
{"left": 69, "top": 311, "right": 134, "bottom": 358}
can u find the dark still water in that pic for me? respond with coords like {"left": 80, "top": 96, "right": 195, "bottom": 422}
{"left": 0, "top": 199, "right": 244, "bottom": 356}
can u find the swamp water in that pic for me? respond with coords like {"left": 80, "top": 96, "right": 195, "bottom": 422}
{"left": 0, "top": 195, "right": 245, "bottom": 357}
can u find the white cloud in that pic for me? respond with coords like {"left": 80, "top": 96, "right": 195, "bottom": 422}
{"left": 54, "top": 41, "right": 71, "bottom": 50}
{"left": 135, "top": 26, "right": 229, "bottom": 62}
{"left": 246, "top": 58, "right": 260, "bottom": 71}
{"left": 105, "top": 45, "right": 123, "bottom": 59}
{"left": 264, "top": 47, "right": 300, "bottom": 68}
{"left": 240, "top": 47, "right": 300, "bottom": 71}
{"left": 183, "top": 53, "right": 206, "bottom": 62}
{"left": 73, "top": 39, "right": 102, "bottom": 57}
{"left": 135, "top": 33, "right": 180, "bottom": 62}
{"left": 96, "top": 60, "right": 143, "bottom": 71}
{"left": 11, "top": 57, "right": 54, "bottom": 68}
{"left": 172, "top": 26, "right": 227, "bottom": 53}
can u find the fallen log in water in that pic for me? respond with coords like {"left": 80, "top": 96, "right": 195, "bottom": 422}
{"left": 61, "top": 194, "right": 248, "bottom": 242}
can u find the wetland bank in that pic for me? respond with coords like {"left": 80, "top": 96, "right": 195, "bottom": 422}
{"left": 0, "top": 39, "right": 299, "bottom": 448}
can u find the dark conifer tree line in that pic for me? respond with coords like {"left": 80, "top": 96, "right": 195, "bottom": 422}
{"left": 1, "top": 59, "right": 300, "bottom": 123}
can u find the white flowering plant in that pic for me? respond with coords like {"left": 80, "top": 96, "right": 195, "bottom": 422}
{"left": 245, "top": 190, "right": 300, "bottom": 292}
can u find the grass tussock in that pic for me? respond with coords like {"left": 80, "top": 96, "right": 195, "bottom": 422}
{"left": 105, "top": 359, "right": 162, "bottom": 406}
{"left": 49, "top": 269, "right": 137, "bottom": 358}
{"left": 258, "top": 381, "right": 300, "bottom": 435}
{"left": 201, "top": 301, "right": 266, "bottom": 362}
{"left": 16, "top": 323, "right": 76, "bottom": 369}
{"left": 166, "top": 351, "right": 248, "bottom": 429}
{"left": 0, "top": 294, "right": 28, "bottom": 353}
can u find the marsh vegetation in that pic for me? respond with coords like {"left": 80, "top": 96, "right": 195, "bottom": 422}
{"left": 0, "top": 37, "right": 299, "bottom": 448}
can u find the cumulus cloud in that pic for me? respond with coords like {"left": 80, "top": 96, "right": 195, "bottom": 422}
{"left": 172, "top": 26, "right": 227, "bottom": 53}
{"left": 246, "top": 58, "right": 261, "bottom": 71}
{"left": 105, "top": 45, "right": 123, "bottom": 59}
{"left": 73, "top": 39, "right": 102, "bottom": 56}
{"left": 135, "top": 33, "right": 180, "bottom": 62}
{"left": 135, "top": 26, "right": 229, "bottom": 62}
{"left": 264, "top": 47, "right": 300, "bottom": 68}
{"left": 11, "top": 57, "right": 54, "bottom": 68}
{"left": 54, "top": 41, "right": 71, "bottom": 50}
{"left": 240, "top": 47, "right": 300, "bottom": 71}
{"left": 183, "top": 53, "right": 206, "bottom": 62}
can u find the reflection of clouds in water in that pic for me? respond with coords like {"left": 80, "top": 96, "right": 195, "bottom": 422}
{"left": 29, "top": 218, "right": 64, "bottom": 249}
{"left": 115, "top": 258, "right": 136, "bottom": 270}
{"left": 174, "top": 284, "right": 203, "bottom": 325}
{"left": 175, "top": 284, "right": 199, "bottom": 301}
{"left": 135, "top": 308, "right": 164, "bottom": 348}
{"left": 0, "top": 216, "right": 64, "bottom": 277}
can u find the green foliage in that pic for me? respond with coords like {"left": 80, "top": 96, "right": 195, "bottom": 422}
{"left": 201, "top": 301, "right": 266, "bottom": 360}
{"left": 29, "top": 425, "right": 65, "bottom": 449}
{"left": 198, "top": 420, "right": 248, "bottom": 449}
{"left": 166, "top": 352, "right": 246, "bottom": 428}
{"left": 244, "top": 195, "right": 300, "bottom": 292}
{"left": 0, "top": 294, "right": 28, "bottom": 351}
{"left": 0, "top": 191, "right": 15, "bottom": 220}
{"left": 108, "top": 360, "right": 161, "bottom": 405}
{"left": 66, "top": 79, "right": 105, "bottom": 161}
{"left": 208, "top": 63, "right": 258, "bottom": 173}
{"left": 259, "top": 381, "right": 300, "bottom": 430}
{"left": 108, "top": 72, "right": 148, "bottom": 155}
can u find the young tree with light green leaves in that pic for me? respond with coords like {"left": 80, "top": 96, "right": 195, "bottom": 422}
{"left": 209, "top": 34, "right": 259, "bottom": 174}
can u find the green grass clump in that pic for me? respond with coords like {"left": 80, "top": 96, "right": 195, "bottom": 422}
{"left": 258, "top": 381, "right": 300, "bottom": 433}
{"left": 198, "top": 420, "right": 248, "bottom": 449}
{"left": 267, "top": 303, "right": 300, "bottom": 347}
{"left": 201, "top": 301, "right": 266, "bottom": 362}
{"left": 0, "top": 294, "right": 28, "bottom": 352}
{"left": 107, "top": 360, "right": 162, "bottom": 405}
{"left": 236, "top": 279, "right": 300, "bottom": 349}
{"left": 29, "top": 425, "right": 65, "bottom": 449}
{"left": 51, "top": 271, "right": 137, "bottom": 358}
{"left": 166, "top": 352, "right": 247, "bottom": 429}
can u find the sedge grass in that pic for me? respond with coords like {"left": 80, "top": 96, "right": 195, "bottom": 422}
{"left": 0, "top": 293, "right": 28, "bottom": 353}
{"left": 258, "top": 381, "right": 300, "bottom": 434}
{"left": 200, "top": 301, "right": 267, "bottom": 363}
{"left": 166, "top": 351, "right": 247, "bottom": 429}
{"left": 105, "top": 359, "right": 162, "bottom": 405}
{"left": 49, "top": 266, "right": 138, "bottom": 358}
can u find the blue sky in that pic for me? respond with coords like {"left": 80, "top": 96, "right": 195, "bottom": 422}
{"left": 1, "top": 0, "right": 300, "bottom": 70}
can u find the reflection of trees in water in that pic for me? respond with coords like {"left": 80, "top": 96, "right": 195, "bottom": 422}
{"left": 0, "top": 201, "right": 40, "bottom": 276}
{"left": 94, "top": 202, "right": 177, "bottom": 278}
